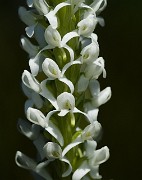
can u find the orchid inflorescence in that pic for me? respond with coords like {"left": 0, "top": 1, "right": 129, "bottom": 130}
{"left": 16, "top": 0, "right": 111, "bottom": 179}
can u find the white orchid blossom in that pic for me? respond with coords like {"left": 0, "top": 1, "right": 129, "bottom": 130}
{"left": 44, "top": 25, "right": 79, "bottom": 61}
{"left": 80, "top": 41, "right": 99, "bottom": 64}
{"left": 22, "top": 70, "right": 41, "bottom": 93}
{"left": 26, "top": 107, "right": 64, "bottom": 146}
{"left": 62, "top": 121, "right": 101, "bottom": 157}
{"left": 77, "top": 14, "right": 98, "bottom": 37}
{"left": 21, "top": 36, "right": 39, "bottom": 58}
{"left": 89, "top": 79, "right": 112, "bottom": 108}
{"left": 84, "top": 57, "right": 106, "bottom": 79}
{"left": 15, "top": 151, "right": 53, "bottom": 180}
{"left": 42, "top": 58, "right": 75, "bottom": 93}
{"left": 72, "top": 140, "right": 109, "bottom": 180}
{"left": 43, "top": 142, "right": 72, "bottom": 177}
{"left": 44, "top": 92, "right": 90, "bottom": 126}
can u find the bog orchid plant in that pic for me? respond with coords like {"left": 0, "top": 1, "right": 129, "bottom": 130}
{"left": 16, "top": 0, "right": 111, "bottom": 179}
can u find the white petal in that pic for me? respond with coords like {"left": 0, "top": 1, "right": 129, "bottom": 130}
{"left": 35, "top": 160, "right": 53, "bottom": 180}
{"left": 27, "top": 0, "right": 33, "bottom": 7}
{"left": 27, "top": 107, "right": 46, "bottom": 128}
{"left": 97, "top": 17, "right": 105, "bottom": 27}
{"left": 93, "top": 87, "right": 111, "bottom": 107}
{"left": 61, "top": 59, "right": 81, "bottom": 76}
{"left": 44, "top": 25, "right": 61, "bottom": 47}
{"left": 25, "top": 24, "right": 36, "bottom": 37}
{"left": 34, "top": 24, "right": 47, "bottom": 48}
{"left": 15, "top": 151, "right": 37, "bottom": 170}
{"left": 24, "top": 99, "right": 34, "bottom": 113}
{"left": 72, "top": 160, "right": 90, "bottom": 180}
{"left": 43, "top": 142, "right": 62, "bottom": 159}
{"left": 40, "top": 79, "right": 58, "bottom": 109}
{"left": 54, "top": 2, "right": 70, "bottom": 14}
{"left": 78, "top": 15, "right": 97, "bottom": 37}
{"left": 29, "top": 57, "right": 39, "bottom": 76}
{"left": 22, "top": 70, "right": 41, "bottom": 93}
{"left": 18, "top": 7, "right": 35, "bottom": 26}
{"left": 86, "top": 108, "right": 99, "bottom": 124}
{"left": 61, "top": 31, "right": 79, "bottom": 46}
{"left": 46, "top": 121, "right": 64, "bottom": 146}
{"left": 81, "top": 42, "right": 99, "bottom": 64}
{"left": 61, "top": 157, "right": 72, "bottom": 177}
{"left": 89, "top": 146, "right": 110, "bottom": 166}
{"left": 89, "top": 79, "right": 100, "bottom": 96}
{"left": 57, "top": 92, "right": 75, "bottom": 111}
{"left": 73, "top": 107, "right": 90, "bottom": 123}
{"left": 17, "top": 119, "right": 41, "bottom": 140}
{"left": 31, "top": 92, "right": 43, "bottom": 109}
{"left": 21, "top": 37, "right": 39, "bottom": 57}
{"left": 77, "top": 74, "right": 89, "bottom": 93}
{"left": 58, "top": 109, "right": 69, "bottom": 117}
{"left": 42, "top": 58, "right": 61, "bottom": 79}
{"left": 89, "top": 165, "right": 102, "bottom": 179}
{"left": 62, "top": 136, "right": 82, "bottom": 157}
{"left": 64, "top": 44, "right": 74, "bottom": 62}
{"left": 59, "top": 77, "right": 74, "bottom": 93}
{"left": 84, "top": 57, "right": 105, "bottom": 79}
{"left": 81, "top": 121, "right": 101, "bottom": 141}
{"left": 45, "top": 109, "right": 58, "bottom": 125}
{"left": 45, "top": 3, "right": 70, "bottom": 29}
{"left": 45, "top": 11, "right": 58, "bottom": 29}
{"left": 85, "top": 140, "right": 97, "bottom": 158}
{"left": 90, "top": 0, "right": 107, "bottom": 14}
{"left": 33, "top": 0, "right": 49, "bottom": 15}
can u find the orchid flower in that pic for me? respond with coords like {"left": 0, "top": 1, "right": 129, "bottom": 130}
{"left": 15, "top": 151, "right": 53, "bottom": 180}
{"left": 26, "top": 107, "right": 64, "bottom": 146}
{"left": 42, "top": 58, "right": 74, "bottom": 93}
{"left": 72, "top": 140, "right": 109, "bottom": 180}
{"left": 43, "top": 142, "right": 72, "bottom": 177}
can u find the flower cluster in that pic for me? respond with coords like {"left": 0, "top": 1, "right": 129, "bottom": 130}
{"left": 16, "top": 0, "right": 111, "bottom": 179}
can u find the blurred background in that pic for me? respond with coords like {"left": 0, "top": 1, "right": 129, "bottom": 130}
{"left": 0, "top": 0, "right": 142, "bottom": 179}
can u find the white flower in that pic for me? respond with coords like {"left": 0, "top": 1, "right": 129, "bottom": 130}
{"left": 44, "top": 25, "right": 79, "bottom": 61}
{"left": 43, "top": 92, "right": 90, "bottom": 128}
{"left": 42, "top": 58, "right": 61, "bottom": 79}
{"left": 22, "top": 70, "right": 41, "bottom": 93}
{"left": 33, "top": 0, "right": 49, "bottom": 15}
{"left": 77, "top": 14, "right": 98, "bottom": 37}
{"left": 42, "top": 58, "right": 75, "bottom": 93}
{"left": 26, "top": 107, "right": 64, "bottom": 146}
{"left": 18, "top": 6, "right": 37, "bottom": 37}
{"left": 15, "top": 151, "right": 53, "bottom": 180}
{"left": 20, "top": 36, "right": 39, "bottom": 58}
{"left": 89, "top": 79, "right": 112, "bottom": 107}
{"left": 43, "top": 142, "right": 72, "bottom": 177}
{"left": 72, "top": 140, "right": 109, "bottom": 180}
{"left": 84, "top": 57, "right": 106, "bottom": 79}
{"left": 62, "top": 121, "right": 101, "bottom": 157}
{"left": 80, "top": 41, "right": 99, "bottom": 64}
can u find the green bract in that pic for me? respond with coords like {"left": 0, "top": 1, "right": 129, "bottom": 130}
{"left": 16, "top": 0, "right": 111, "bottom": 179}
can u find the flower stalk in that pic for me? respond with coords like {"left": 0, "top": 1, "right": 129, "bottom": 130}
{"left": 16, "top": 0, "right": 111, "bottom": 179}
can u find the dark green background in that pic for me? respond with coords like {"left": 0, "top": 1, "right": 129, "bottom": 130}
{"left": 0, "top": 0, "right": 142, "bottom": 179}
